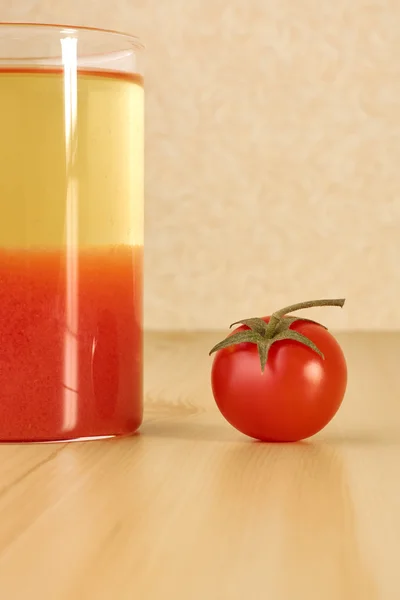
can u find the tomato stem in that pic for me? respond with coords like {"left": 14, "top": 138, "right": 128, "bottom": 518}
{"left": 265, "top": 298, "right": 345, "bottom": 337}
{"left": 209, "top": 297, "right": 345, "bottom": 373}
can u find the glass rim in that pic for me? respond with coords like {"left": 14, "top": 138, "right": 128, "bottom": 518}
{"left": 0, "top": 21, "right": 145, "bottom": 51}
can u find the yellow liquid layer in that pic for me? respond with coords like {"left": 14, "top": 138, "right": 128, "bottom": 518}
{"left": 0, "top": 68, "right": 144, "bottom": 248}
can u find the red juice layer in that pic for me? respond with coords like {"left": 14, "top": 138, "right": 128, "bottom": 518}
{"left": 0, "top": 245, "right": 143, "bottom": 442}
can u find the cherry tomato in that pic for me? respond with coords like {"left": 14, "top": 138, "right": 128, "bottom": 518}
{"left": 209, "top": 299, "right": 347, "bottom": 442}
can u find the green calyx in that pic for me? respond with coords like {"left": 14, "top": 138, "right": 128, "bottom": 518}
{"left": 209, "top": 298, "right": 345, "bottom": 373}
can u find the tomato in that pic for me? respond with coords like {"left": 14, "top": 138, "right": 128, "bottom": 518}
{"left": 209, "top": 299, "right": 347, "bottom": 443}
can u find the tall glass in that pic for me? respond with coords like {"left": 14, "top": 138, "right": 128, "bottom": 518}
{"left": 0, "top": 23, "right": 144, "bottom": 442}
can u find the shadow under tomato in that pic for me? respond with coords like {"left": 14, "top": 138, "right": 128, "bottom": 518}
{"left": 141, "top": 415, "right": 392, "bottom": 447}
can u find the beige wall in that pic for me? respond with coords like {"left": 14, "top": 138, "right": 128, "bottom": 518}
{"left": 3, "top": 1, "right": 400, "bottom": 330}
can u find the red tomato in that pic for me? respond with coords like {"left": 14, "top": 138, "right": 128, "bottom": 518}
{"left": 210, "top": 312, "right": 347, "bottom": 443}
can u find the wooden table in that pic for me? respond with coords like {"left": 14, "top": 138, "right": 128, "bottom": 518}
{"left": 0, "top": 331, "right": 398, "bottom": 599}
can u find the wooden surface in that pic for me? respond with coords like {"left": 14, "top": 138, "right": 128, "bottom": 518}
{"left": 0, "top": 331, "right": 398, "bottom": 599}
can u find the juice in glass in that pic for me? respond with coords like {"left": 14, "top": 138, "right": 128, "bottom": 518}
{"left": 0, "top": 25, "right": 144, "bottom": 441}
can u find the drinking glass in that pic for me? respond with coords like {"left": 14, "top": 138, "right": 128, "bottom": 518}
{"left": 0, "top": 23, "right": 144, "bottom": 441}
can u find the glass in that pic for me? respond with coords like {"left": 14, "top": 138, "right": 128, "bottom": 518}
{"left": 0, "top": 23, "right": 144, "bottom": 442}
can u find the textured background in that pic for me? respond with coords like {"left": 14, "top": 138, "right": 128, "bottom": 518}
{"left": 3, "top": 1, "right": 400, "bottom": 330}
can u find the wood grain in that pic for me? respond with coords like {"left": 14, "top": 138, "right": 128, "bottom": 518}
{"left": 0, "top": 331, "right": 398, "bottom": 599}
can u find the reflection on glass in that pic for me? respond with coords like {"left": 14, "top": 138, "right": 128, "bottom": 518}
{"left": 62, "top": 36, "right": 79, "bottom": 432}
